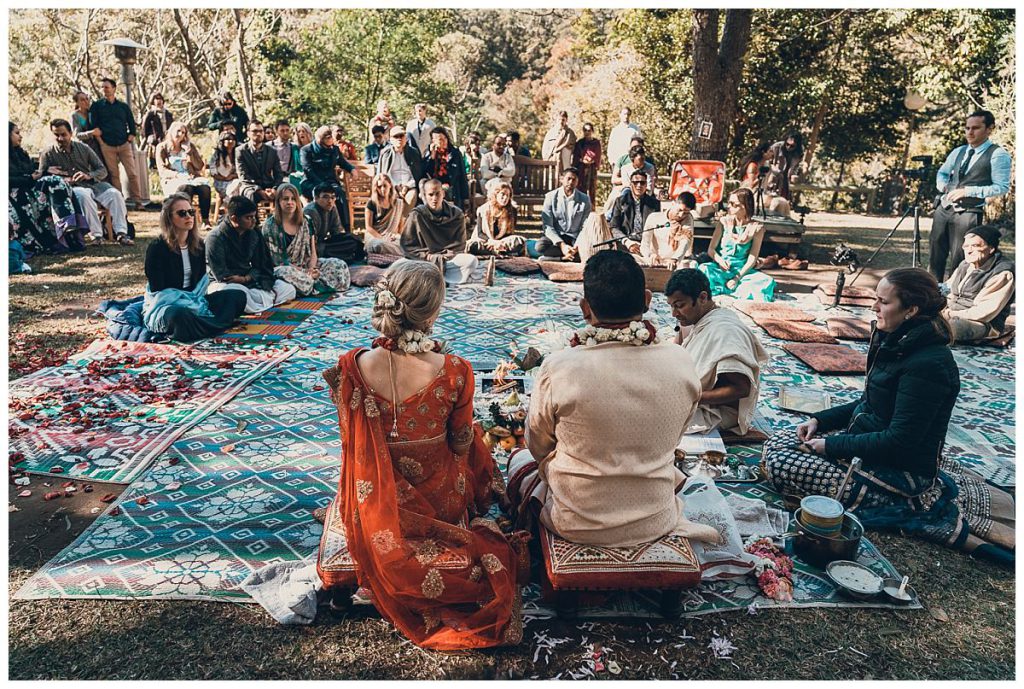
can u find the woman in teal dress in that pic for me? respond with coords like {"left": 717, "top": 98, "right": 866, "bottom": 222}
{"left": 699, "top": 187, "right": 775, "bottom": 301}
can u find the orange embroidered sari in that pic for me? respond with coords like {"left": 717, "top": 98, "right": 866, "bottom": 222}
{"left": 320, "top": 348, "right": 522, "bottom": 649}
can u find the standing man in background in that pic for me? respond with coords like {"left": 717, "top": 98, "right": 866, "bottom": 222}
{"left": 89, "top": 78, "right": 149, "bottom": 210}
{"left": 406, "top": 103, "right": 436, "bottom": 155}
{"left": 929, "top": 110, "right": 1012, "bottom": 281}
{"left": 607, "top": 107, "right": 642, "bottom": 172}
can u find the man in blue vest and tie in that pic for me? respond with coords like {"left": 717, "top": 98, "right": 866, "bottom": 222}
{"left": 929, "top": 109, "right": 1012, "bottom": 281}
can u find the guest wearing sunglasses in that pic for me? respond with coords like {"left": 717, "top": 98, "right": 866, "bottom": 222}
{"left": 143, "top": 193, "right": 246, "bottom": 341}
{"left": 206, "top": 90, "right": 249, "bottom": 144}
{"left": 608, "top": 170, "right": 661, "bottom": 255}
{"left": 698, "top": 188, "right": 775, "bottom": 301}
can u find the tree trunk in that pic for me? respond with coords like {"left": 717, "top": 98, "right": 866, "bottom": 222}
{"left": 689, "top": 9, "right": 753, "bottom": 162}
{"left": 232, "top": 9, "right": 254, "bottom": 117}
{"left": 172, "top": 10, "right": 211, "bottom": 108}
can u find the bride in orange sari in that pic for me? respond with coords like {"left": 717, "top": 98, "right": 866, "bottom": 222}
{"left": 318, "top": 259, "right": 524, "bottom": 649}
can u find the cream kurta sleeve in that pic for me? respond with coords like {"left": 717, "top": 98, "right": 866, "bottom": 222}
{"left": 525, "top": 362, "right": 557, "bottom": 476}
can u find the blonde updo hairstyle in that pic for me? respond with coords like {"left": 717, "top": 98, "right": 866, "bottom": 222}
{"left": 371, "top": 261, "right": 446, "bottom": 339}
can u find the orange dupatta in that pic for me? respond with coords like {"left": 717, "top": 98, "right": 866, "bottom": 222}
{"left": 323, "top": 349, "right": 522, "bottom": 649}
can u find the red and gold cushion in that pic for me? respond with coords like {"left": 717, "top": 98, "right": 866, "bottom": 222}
{"left": 539, "top": 525, "right": 701, "bottom": 591}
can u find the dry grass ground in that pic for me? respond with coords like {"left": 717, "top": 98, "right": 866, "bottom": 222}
{"left": 7, "top": 210, "right": 1015, "bottom": 680}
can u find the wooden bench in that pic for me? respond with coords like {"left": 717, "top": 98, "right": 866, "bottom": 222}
{"left": 471, "top": 155, "right": 556, "bottom": 217}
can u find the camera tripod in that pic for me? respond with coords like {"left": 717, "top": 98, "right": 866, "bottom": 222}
{"left": 849, "top": 175, "right": 926, "bottom": 287}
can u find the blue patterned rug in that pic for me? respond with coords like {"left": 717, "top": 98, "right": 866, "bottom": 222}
{"left": 15, "top": 274, "right": 1011, "bottom": 608}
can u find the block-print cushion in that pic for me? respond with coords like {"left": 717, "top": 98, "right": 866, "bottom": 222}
{"left": 495, "top": 257, "right": 541, "bottom": 275}
{"left": 349, "top": 265, "right": 385, "bottom": 287}
{"left": 753, "top": 316, "right": 839, "bottom": 344}
{"left": 783, "top": 342, "right": 867, "bottom": 374}
{"left": 366, "top": 252, "right": 402, "bottom": 268}
{"left": 733, "top": 301, "right": 816, "bottom": 322}
{"left": 826, "top": 317, "right": 873, "bottom": 341}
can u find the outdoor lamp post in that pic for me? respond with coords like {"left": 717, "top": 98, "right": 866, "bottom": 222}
{"left": 900, "top": 89, "right": 927, "bottom": 172}
{"left": 98, "top": 38, "right": 147, "bottom": 113}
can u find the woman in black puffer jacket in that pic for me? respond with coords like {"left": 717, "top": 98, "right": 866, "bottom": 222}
{"left": 764, "top": 268, "right": 1014, "bottom": 563}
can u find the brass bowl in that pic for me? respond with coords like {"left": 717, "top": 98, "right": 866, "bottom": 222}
{"left": 703, "top": 450, "right": 727, "bottom": 466}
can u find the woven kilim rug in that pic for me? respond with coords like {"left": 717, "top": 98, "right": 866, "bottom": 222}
{"left": 216, "top": 294, "right": 333, "bottom": 344}
{"left": 15, "top": 275, "right": 1009, "bottom": 609}
{"left": 9, "top": 339, "right": 295, "bottom": 483}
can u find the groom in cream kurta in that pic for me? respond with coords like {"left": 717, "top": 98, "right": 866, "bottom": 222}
{"left": 665, "top": 269, "right": 768, "bottom": 435}
{"left": 517, "top": 252, "right": 719, "bottom": 548}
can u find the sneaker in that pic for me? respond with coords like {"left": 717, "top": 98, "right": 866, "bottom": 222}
{"left": 116, "top": 234, "right": 135, "bottom": 247}
{"left": 124, "top": 199, "right": 140, "bottom": 212}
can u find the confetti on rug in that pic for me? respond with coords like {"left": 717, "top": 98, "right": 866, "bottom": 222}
{"left": 8, "top": 339, "right": 295, "bottom": 483}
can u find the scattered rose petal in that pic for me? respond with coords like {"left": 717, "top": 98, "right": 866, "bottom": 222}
{"left": 222, "top": 444, "right": 236, "bottom": 453}
{"left": 74, "top": 462, "right": 90, "bottom": 471}
{"left": 18, "top": 490, "right": 31, "bottom": 498}
{"left": 49, "top": 466, "right": 64, "bottom": 474}
{"left": 43, "top": 491, "right": 62, "bottom": 501}
{"left": 135, "top": 495, "right": 150, "bottom": 506}
{"left": 100, "top": 493, "right": 117, "bottom": 503}
{"left": 110, "top": 506, "right": 121, "bottom": 516}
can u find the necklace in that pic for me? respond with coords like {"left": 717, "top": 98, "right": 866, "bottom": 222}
{"left": 386, "top": 351, "right": 400, "bottom": 439}
{"left": 569, "top": 320, "right": 660, "bottom": 347}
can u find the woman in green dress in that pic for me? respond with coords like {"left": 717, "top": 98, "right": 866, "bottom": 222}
{"left": 698, "top": 188, "right": 776, "bottom": 301}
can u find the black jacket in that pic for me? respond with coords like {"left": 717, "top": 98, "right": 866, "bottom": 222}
{"left": 9, "top": 146, "right": 38, "bottom": 190}
{"left": 610, "top": 191, "right": 661, "bottom": 242}
{"left": 815, "top": 319, "right": 960, "bottom": 477}
{"left": 145, "top": 238, "right": 206, "bottom": 292}
{"left": 422, "top": 146, "right": 470, "bottom": 208}
{"left": 205, "top": 219, "right": 276, "bottom": 291}
{"left": 207, "top": 104, "right": 250, "bottom": 143}
{"left": 377, "top": 144, "right": 424, "bottom": 186}
{"left": 236, "top": 143, "right": 282, "bottom": 190}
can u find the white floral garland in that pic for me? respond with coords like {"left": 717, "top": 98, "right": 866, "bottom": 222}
{"left": 394, "top": 329, "right": 438, "bottom": 354}
{"left": 570, "top": 320, "right": 659, "bottom": 348}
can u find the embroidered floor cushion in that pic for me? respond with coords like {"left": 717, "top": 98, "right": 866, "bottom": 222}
{"left": 826, "top": 317, "right": 873, "bottom": 341}
{"left": 783, "top": 342, "right": 867, "bottom": 374}
{"left": 752, "top": 316, "right": 839, "bottom": 344}
{"left": 495, "top": 256, "right": 542, "bottom": 275}
{"left": 539, "top": 525, "right": 701, "bottom": 591}
{"left": 814, "top": 285, "right": 875, "bottom": 307}
{"left": 539, "top": 260, "right": 584, "bottom": 281}
{"left": 366, "top": 252, "right": 402, "bottom": 268}
{"left": 349, "top": 265, "right": 385, "bottom": 287}
{"left": 733, "top": 301, "right": 817, "bottom": 322}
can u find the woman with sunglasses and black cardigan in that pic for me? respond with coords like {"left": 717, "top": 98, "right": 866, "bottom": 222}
{"left": 143, "top": 193, "right": 246, "bottom": 342}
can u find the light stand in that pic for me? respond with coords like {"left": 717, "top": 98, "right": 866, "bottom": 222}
{"left": 848, "top": 175, "right": 926, "bottom": 287}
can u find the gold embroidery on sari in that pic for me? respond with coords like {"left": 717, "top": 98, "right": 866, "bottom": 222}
{"left": 481, "top": 553, "right": 504, "bottom": 574}
{"left": 397, "top": 456, "right": 425, "bottom": 483}
{"left": 422, "top": 568, "right": 445, "bottom": 599}
{"left": 371, "top": 529, "right": 397, "bottom": 554}
{"left": 349, "top": 387, "right": 363, "bottom": 411}
{"left": 364, "top": 396, "right": 380, "bottom": 418}
{"left": 356, "top": 480, "right": 374, "bottom": 503}
{"left": 470, "top": 517, "right": 503, "bottom": 535}
{"left": 396, "top": 482, "right": 415, "bottom": 505}
{"left": 412, "top": 539, "right": 443, "bottom": 565}
{"left": 422, "top": 609, "right": 440, "bottom": 633}
{"left": 417, "top": 402, "right": 430, "bottom": 415}
{"left": 468, "top": 565, "right": 483, "bottom": 582}
{"left": 455, "top": 473, "right": 466, "bottom": 495}
{"left": 503, "top": 589, "right": 524, "bottom": 644}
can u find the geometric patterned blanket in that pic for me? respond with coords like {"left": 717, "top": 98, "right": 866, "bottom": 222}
{"left": 216, "top": 294, "right": 333, "bottom": 344}
{"left": 14, "top": 274, "right": 1012, "bottom": 611}
{"left": 8, "top": 339, "right": 294, "bottom": 483}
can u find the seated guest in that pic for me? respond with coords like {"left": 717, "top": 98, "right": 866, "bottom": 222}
{"left": 609, "top": 170, "right": 661, "bottom": 255}
{"left": 737, "top": 142, "right": 772, "bottom": 190}
{"left": 461, "top": 131, "right": 483, "bottom": 196}
{"left": 405, "top": 102, "right": 436, "bottom": 154}
{"left": 364, "top": 173, "right": 406, "bottom": 256}
{"left": 479, "top": 134, "right": 516, "bottom": 186}
{"left": 207, "top": 131, "right": 238, "bottom": 201}
{"left": 39, "top": 118, "right": 134, "bottom": 246}
{"left": 332, "top": 124, "right": 358, "bottom": 161}
{"left": 541, "top": 110, "right": 577, "bottom": 179}
{"left": 509, "top": 251, "right": 718, "bottom": 547}
{"left": 268, "top": 119, "right": 301, "bottom": 182}
{"left": 422, "top": 127, "right": 470, "bottom": 210}
{"left": 261, "top": 183, "right": 350, "bottom": 296}
{"left": 155, "top": 122, "right": 213, "bottom": 228}
{"left": 364, "top": 125, "right": 388, "bottom": 165}
{"left": 318, "top": 259, "right": 523, "bottom": 648}
{"left": 640, "top": 191, "right": 696, "bottom": 269}
{"left": 505, "top": 130, "right": 530, "bottom": 157}
{"left": 614, "top": 135, "right": 653, "bottom": 172}
{"left": 290, "top": 122, "right": 314, "bottom": 190}
{"left": 942, "top": 225, "right": 1015, "bottom": 343}
{"left": 206, "top": 195, "right": 297, "bottom": 313}
{"left": 612, "top": 145, "right": 657, "bottom": 194}
{"left": 571, "top": 122, "right": 602, "bottom": 206}
{"left": 303, "top": 184, "right": 344, "bottom": 256}
{"left": 229, "top": 120, "right": 281, "bottom": 203}
{"left": 665, "top": 269, "right": 768, "bottom": 435}
{"left": 763, "top": 268, "right": 1013, "bottom": 561}
{"left": 401, "top": 178, "right": 479, "bottom": 284}
{"left": 377, "top": 125, "right": 423, "bottom": 210}
{"left": 536, "top": 167, "right": 592, "bottom": 261}
{"left": 467, "top": 178, "right": 525, "bottom": 256}
{"left": 300, "top": 125, "right": 356, "bottom": 231}
{"left": 10, "top": 121, "right": 87, "bottom": 254}
{"left": 699, "top": 188, "right": 775, "bottom": 301}
{"left": 207, "top": 90, "right": 249, "bottom": 143}
{"left": 143, "top": 193, "right": 246, "bottom": 341}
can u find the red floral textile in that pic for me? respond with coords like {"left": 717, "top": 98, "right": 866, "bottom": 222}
{"left": 318, "top": 348, "right": 522, "bottom": 649}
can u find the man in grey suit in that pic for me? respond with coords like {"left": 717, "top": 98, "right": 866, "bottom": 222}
{"left": 537, "top": 168, "right": 592, "bottom": 261}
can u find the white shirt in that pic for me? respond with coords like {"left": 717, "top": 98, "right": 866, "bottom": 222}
{"left": 180, "top": 247, "right": 192, "bottom": 289}
{"left": 608, "top": 122, "right": 642, "bottom": 167}
{"left": 479, "top": 150, "right": 516, "bottom": 183}
{"left": 389, "top": 149, "right": 415, "bottom": 187}
{"left": 406, "top": 117, "right": 436, "bottom": 153}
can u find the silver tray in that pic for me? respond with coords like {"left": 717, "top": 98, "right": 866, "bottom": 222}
{"left": 778, "top": 387, "right": 832, "bottom": 414}
{"left": 676, "top": 455, "right": 763, "bottom": 483}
